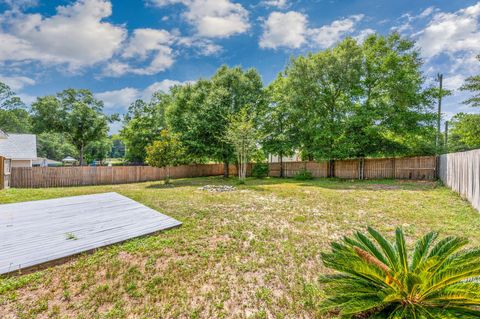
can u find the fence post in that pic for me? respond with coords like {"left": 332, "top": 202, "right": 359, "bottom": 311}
{"left": 0, "top": 156, "right": 4, "bottom": 190}
{"left": 328, "top": 160, "right": 335, "bottom": 178}
{"left": 358, "top": 157, "right": 365, "bottom": 180}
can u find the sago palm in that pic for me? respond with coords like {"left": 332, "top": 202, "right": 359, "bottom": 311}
{"left": 320, "top": 227, "right": 480, "bottom": 318}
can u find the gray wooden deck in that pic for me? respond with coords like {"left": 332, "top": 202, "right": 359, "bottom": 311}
{"left": 0, "top": 192, "right": 181, "bottom": 275}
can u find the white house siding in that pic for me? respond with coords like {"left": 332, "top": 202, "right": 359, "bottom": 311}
{"left": 11, "top": 160, "right": 32, "bottom": 168}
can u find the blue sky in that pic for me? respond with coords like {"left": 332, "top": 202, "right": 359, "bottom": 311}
{"left": 0, "top": 0, "right": 479, "bottom": 133}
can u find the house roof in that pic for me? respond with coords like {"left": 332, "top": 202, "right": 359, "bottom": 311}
{"left": 0, "top": 130, "right": 8, "bottom": 139}
{"left": 62, "top": 156, "right": 77, "bottom": 162}
{"left": 0, "top": 133, "right": 37, "bottom": 160}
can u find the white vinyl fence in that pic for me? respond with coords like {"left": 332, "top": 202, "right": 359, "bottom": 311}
{"left": 439, "top": 149, "right": 480, "bottom": 211}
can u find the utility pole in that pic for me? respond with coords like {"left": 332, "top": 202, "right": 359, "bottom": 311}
{"left": 444, "top": 120, "right": 449, "bottom": 150}
{"left": 436, "top": 73, "right": 443, "bottom": 150}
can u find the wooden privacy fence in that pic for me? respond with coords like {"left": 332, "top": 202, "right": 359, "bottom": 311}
{"left": 439, "top": 149, "right": 480, "bottom": 212}
{"left": 9, "top": 155, "right": 436, "bottom": 188}
{"left": 0, "top": 156, "right": 11, "bottom": 190}
{"left": 11, "top": 164, "right": 227, "bottom": 188}
{"left": 269, "top": 156, "right": 436, "bottom": 180}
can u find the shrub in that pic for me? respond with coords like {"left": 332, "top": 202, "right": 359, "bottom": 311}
{"left": 320, "top": 227, "right": 480, "bottom": 318}
{"left": 294, "top": 169, "right": 313, "bottom": 180}
{"left": 252, "top": 163, "right": 269, "bottom": 178}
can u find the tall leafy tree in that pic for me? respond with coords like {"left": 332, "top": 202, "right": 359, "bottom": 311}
{"left": 447, "top": 113, "right": 480, "bottom": 152}
{"left": 0, "top": 82, "right": 31, "bottom": 133}
{"left": 31, "top": 89, "right": 113, "bottom": 165}
{"left": 120, "top": 93, "right": 169, "bottom": 163}
{"left": 261, "top": 76, "right": 297, "bottom": 176}
{"left": 274, "top": 33, "right": 437, "bottom": 160}
{"left": 166, "top": 80, "right": 212, "bottom": 164}
{"left": 110, "top": 135, "right": 126, "bottom": 158}
{"left": 167, "top": 65, "right": 266, "bottom": 177}
{"left": 225, "top": 108, "right": 259, "bottom": 181}
{"left": 84, "top": 137, "right": 112, "bottom": 164}
{"left": 460, "top": 54, "right": 480, "bottom": 107}
{"left": 280, "top": 38, "right": 363, "bottom": 160}
{"left": 37, "top": 132, "right": 77, "bottom": 161}
{"left": 351, "top": 33, "right": 437, "bottom": 157}
{"left": 145, "top": 129, "right": 184, "bottom": 184}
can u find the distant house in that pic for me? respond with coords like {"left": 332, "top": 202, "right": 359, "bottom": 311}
{"left": 32, "top": 157, "right": 62, "bottom": 167}
{"left": 0, "top": 131, "right": 37, "bottom": 168}
{"left": 268, "top": 151, "right": 301, "bottom": 163}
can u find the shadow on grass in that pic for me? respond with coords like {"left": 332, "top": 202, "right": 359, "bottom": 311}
{"left": 144, "top": 176, "right": 439, "bottom": 192}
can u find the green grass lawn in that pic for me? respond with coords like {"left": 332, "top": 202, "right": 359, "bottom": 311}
{"left": 0, "top": 177, "right": 479, "bottom": 319}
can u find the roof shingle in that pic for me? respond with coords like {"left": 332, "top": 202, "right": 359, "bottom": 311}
{"left": 0, "top": 134, "right": 37, "bottom": 160}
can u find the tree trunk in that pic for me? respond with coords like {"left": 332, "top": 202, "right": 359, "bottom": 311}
{"left": 166, "top": 166, "right": 171, "bottom": 184}
{"left": 328, "top": 159, "right": 335, "bottom": 178}
{"left": 279, "top": 152, "right": 284, "bottom": 178}
{"left": 223, "top": 160, "right": 229, "bottom": 178}
{"left": 79, "top": 144, "right": 84, "bottom": 166}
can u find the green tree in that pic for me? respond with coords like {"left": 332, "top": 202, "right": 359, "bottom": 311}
{"left": 120, "top": 93, "right": 169, "bottom": 163}
{"left": 84, "top": 137, "right": 112, "bottom": 164}
{"left": 274, "top": 33, "right": 437, "bottom": 160}
{"left": 321, "top": 227, "right": 480, "bottom": 318}
{"left": 447, "top": 113, "right": 480, "bottom": 152}
{"left": 460, "top": 54, "right": 480, "bottom": 107}
{"left": 351, "top": 33, "right": 437, "bottom": 157}
{"left": 225, "top": 108, "right": 259, "bottom": 181}
{"left": 261, "top": 76, "right": 296, "bottom": 177}
{"left": 0, "top": 82, "right": 31, "bottom": 133}
{"left": 110, "top": 134, "right": 126, "bottom": 158}
{"left": 166, "top": 80, "right": 213, "bottom": 164}
{"left": 37, "top": 132, "right": 77, "bottom": 161}
{"left": 167, "top": 65, "right": 266, "bottom": 177}
{"left": 145, "top": 129, "right": 184, "bottom": 184}
{"left": 31, "top": 89, "right": 113, "bottom": 165}
{"left": 279, "top": 38, "right": 363, "bottom": 160}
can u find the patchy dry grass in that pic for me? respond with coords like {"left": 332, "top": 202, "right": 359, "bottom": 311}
{"left": 0, "top": 177, "right": 479, "bottom": 318}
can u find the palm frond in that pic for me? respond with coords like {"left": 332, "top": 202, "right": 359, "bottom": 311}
{"left": 320, "top": 228, "right": 480, "bottom": 318}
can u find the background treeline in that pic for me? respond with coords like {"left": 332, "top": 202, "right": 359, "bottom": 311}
{"left": 1, "top": 33, "right": 479, "bottom": 167}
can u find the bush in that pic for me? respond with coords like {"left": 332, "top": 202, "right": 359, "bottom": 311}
{"left": 252, "top": 163, "right": 269, "bottom": 178}
{"left": 294, "top": 169, "right": 313, "bottom": 180}
{"left": 320, "top": 227, "right": 480, "bottom": 318}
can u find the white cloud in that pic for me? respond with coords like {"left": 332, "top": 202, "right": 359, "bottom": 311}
{"left": 141, "top": 79, "right": 187, "bottom": 100}
{"left": 178, "top": 37, "right": 223, "bottom": 55}
{"left": 354, "top": 28, "right": 375, "bottom": 43}
{"left": 443, "top": 74, "right": 466, "bottom": 91}
{"left": 309, "top": 14, "right": 364, "bottom": 48}
{"left": 260, "top": 12, "right": 364, "bottom": 49}
{"left": 101, "top": 27, "right": 223, "bottom": 77}
{"left": 0, "top": 75, "right": 35, "bottom": 91}
{"left": 419, "top": 6, "right": 435, "bottom": 19}
{"left": 2, "top": 0, "right": 38, "bottom": 9}
{"left": 17, "top": 93, "right": 37, "bottom": 105}
{"left": 101, "top": 61, "right": 131, "bottom": 77}
{"left": 259, "top": 11, "right": 307, "bottom": 49}
{"left": 151, "top": 0, "right": 250, "bottom": 38}
{"left": 262, "top": 0, "right": 288, "bottom": 9}
{"left": 95, "top": 79, "right": 189, "bottom": 111}
{"left": 122, "top": 28, "right": 173, "bottom": 59}
{"left": 120, "top": 28, "right": 175, "bottom": 75}
{"left": 417, "top": 3, "right": 480, "bottom": 59}
{"left": 95, "top": 87, "right": 140, "bottom": 110}
{"left": 0, "top": 0, "right": 126, "bottom": 70}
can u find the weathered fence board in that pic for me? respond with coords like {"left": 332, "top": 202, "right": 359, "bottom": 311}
{"left": 11, "top": 164, "right": 225, "bottom": 188}
{"left": 394, "top": 156, "right": 437, "bottom": 180}
{"left": 439, "top": 149, "right": 480, "bottom": 211}
{"left": 9, "top": 156, "right": 437, "bottom": 188}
